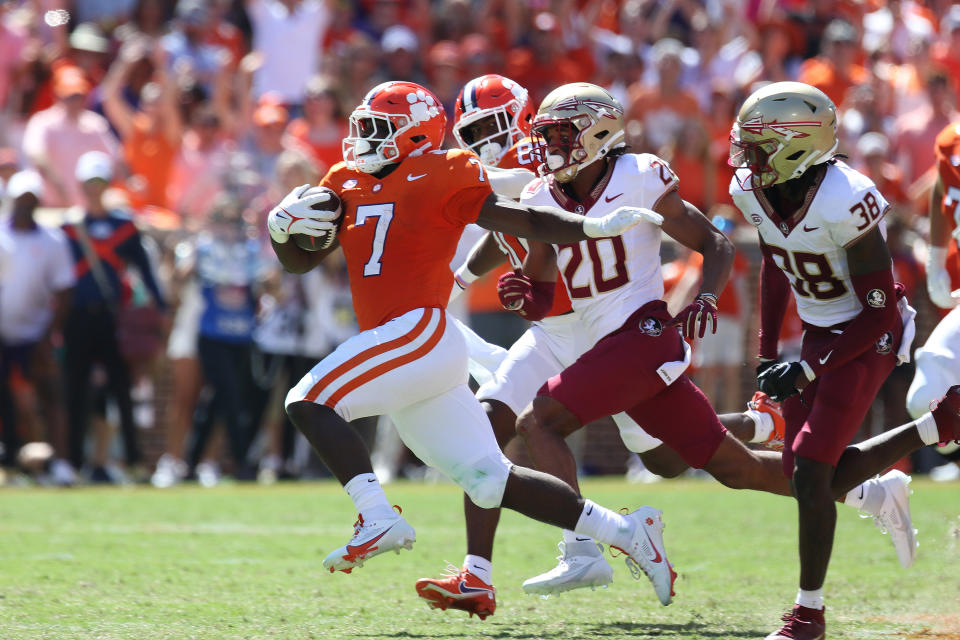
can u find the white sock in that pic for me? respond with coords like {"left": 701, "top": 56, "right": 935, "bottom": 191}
{"left": 562, "top": 529, "right": 591, "bottom": 544}
{"left": 844, "top": 476, "right": 886, "bottom": 515}
{"left": 344, "top": 473, "right": 393, "bottom": 519}
{"left": 464, "top": 554, "right": 492, "bottom": 584}
{"left": 746, "top": 409, "right": 775, "bottom": 443}
{"left": 796, "top": 588, "right": 824, "bottom": 610}
{"left": 574, "top": 499, "right": 634, "bottom": 549}
{"left": 915, "top": 413, "right": 940, "bottom": 445}
{"left": 843, "top": 482, "right": 868, "bottom": 510}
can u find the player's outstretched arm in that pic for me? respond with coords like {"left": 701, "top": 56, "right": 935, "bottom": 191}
{"left": 475, "top": 193, "right": 658, "bottom": 244}
{"left": 658, "top": 191, "right": 735, "bottom": 339}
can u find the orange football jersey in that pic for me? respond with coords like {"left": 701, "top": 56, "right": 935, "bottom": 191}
{"left": 321, "top": 149, "right": 493, "bottom": 330}
{"left": 934, "top": 123, "right": 960, "bottom": 290}
{"left": 491, "top": 137, "right": 573, "bottom": 317}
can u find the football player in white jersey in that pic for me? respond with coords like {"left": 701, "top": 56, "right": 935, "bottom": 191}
{"left": 418, "top": 82, "right": 953, "bottom": 618}
{"left": 728, "top": 81, "right": 960, "bottom": 640}
{"left": 421, "top": 78, "right": 790, "bottom": 617}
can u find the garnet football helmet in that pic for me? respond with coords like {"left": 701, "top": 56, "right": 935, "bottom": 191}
{"left": 343, "top": 81, "right": 447, "bottom": 174}
{"left": 453, "top": 74, "right": 534, "bottom": 166}
{"left": 729, "top": 81, "right": 838, "bottom": 190}
{"left": 532, "top": 83, "right": 626, "bottom": 183}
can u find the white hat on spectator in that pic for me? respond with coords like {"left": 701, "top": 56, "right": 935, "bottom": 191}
{"left": 943, "top": 5, "right": 960, "bottom": 33}
{"left": 6, "top": 170, "right": 44, "bottom": 200}
{"left": 69, "top": 23, "right": 110, "bottom": 54}
{"left": 75, "top": 151, "right": 113, "bottom": 183}
{"left": 651, "top": 37, "right": 684, "bottom": 64}
{"left": 381, "top": 25, "right": 418, "bottom": 53}
{"left": 858, "top": 132, "right": 890, "bottom": 158}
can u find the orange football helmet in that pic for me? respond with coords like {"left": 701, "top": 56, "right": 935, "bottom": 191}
{"left": 343, "top": 81, "right": 447, "bottom": 174}
{"left": 453, "top": 74, "right": 534, "bottom": 166}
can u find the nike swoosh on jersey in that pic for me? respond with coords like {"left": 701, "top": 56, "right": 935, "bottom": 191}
{"left": 605, "top": 193, "right": 624, "bottom": 203}
{"left": 407, "top": 173, "right": 427, "bottom": 181}
{"left": 803, "top": 225, "right": 820, "bottom": 232}
{"left": 819, "top": 350, "right": 833, "bottom": 365}
{"left": 458, "top": 580, "right": 493, "bottom": 594}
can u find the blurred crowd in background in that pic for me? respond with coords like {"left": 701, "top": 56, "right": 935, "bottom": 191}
{"left": 0, "top": 0, "right": 958, "bottom": 487}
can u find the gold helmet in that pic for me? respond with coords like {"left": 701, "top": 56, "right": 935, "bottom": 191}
{"left": 532, "top": 82, "right": 626, "bottom": 183}
{"left": 729, "top": 81, "right": 838, "bottom": 190}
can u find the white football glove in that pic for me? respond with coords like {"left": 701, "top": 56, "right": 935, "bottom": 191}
{"left": 926, "top": 247, "right": 958, "bottom": 309}
{"left": 582, "top": 206, "right": 664, "bottom": 238}
{"left": 267, "top": 184, "right": 339, "bottom": 244}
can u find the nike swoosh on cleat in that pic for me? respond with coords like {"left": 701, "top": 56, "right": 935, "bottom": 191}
{"left": 343, "top": 525, "right": 393, "bottom": 560}
{"left": 643, "top": 529, "right": 662, "bottom": 563}
{"left": 458, "top": 580, "right": 493, "bottom": 594}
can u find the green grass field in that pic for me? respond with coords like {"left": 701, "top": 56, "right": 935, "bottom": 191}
{"left": 1, "top": 478, "right": 958, "bottom": 640}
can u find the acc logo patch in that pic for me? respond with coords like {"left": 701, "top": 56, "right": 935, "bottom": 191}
{"left": 875, "top": 331, "right": 892, "bottom": 354}
{"left": 640, "top": 316, "right": 662, "bottom": 336}
{"left": 342, "top": 179, "right": 358, "bottom": 189}
{"left": 866, "top": 289, "right": 886, "bottom": 308}
{"left": 750, "top": 214, "right": 763, "bottom": 226}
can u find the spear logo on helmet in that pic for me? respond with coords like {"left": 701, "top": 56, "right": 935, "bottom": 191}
{"left": 740, "top": 116, "right": 822, "bottom": 138}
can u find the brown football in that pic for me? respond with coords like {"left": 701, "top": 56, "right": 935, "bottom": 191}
{"left": 292, "top": 186, "right": 342, "bottom": 251}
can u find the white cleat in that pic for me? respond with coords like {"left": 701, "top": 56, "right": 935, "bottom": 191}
{"left": 522, "top": 540, "right": 614, "bottom": 595}
{"left": 322, "top": 508, "right": 416, "bottom": 574}
{"left": 871, "top": 470, "right": 918, "bottom": 569}
{"left": 617, "top": 506, "right": 676, "bottom": 605}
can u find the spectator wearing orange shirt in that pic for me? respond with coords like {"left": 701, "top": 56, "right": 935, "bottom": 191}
{"left": 505, "top": 11, "right": 595, "bottom": 106}
{"left": 797, "top": 19, "right": 867, "bottom": 108}
{"left": 892, "top": 71, "right": 959, "bottom": 187}
{"left": 167, "top": 106, "right": 234, "bottom": 224}
{"left": 627, "top": 38, "right": 701, "bottom": 153}
{"left": 931, "top": 6, "right": 960, "bottom": 103}
{"left": 282, "top": 75, "right": 346, "bottom": 176}
{"left": 102, "top": 42, "right": 182, "bottom": 210}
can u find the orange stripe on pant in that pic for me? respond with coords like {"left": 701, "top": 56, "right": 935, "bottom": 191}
{"left": 325, "top": 311, "right": 448, "bottom": 408}
{"left": 303, "top": 308, "right": 436, "bottom": 403}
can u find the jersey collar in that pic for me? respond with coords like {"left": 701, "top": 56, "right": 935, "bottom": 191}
{"left": 753, "top": 167, "right": 827, "bottom": 238}
{"left": 547, "top": 158, "right": 616, "bottom": 215}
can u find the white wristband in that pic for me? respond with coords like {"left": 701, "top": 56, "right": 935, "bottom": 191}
{"left": 453, "top": 263, "right": 481, "bottom": 290}
{"left": 799, "top": 360, "right": 816, "bottom": 381}
{"left": 927, "top": 247, "right": 948, "bottom": 270}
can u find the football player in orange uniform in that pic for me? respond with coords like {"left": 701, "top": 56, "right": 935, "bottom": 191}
{"left": 906, "top": 123, "right": 960, "bottom": 477}
{"left": 266, "top": 81, "right": 676, "bottom": 604}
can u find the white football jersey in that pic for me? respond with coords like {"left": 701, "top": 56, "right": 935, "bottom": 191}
{"left": 730, "top": 160, "right": 890, "bottom": 328}
{"left": 519, "top": 152, "right": 679, "bottom": 344}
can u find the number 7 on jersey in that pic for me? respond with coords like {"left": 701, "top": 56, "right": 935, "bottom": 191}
{"left": 355, "top": 203, "right": 395, "bottom": 276}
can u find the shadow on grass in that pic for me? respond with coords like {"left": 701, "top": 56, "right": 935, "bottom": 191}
{"left": 357, "top": 621, "right": 766, "bottom": 639}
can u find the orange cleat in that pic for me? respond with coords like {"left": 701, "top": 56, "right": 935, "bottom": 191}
{"left": 415, "top": 565, "right": 496, "bottom": 620}
{"left": 749, "top": 391, "right": 786, "bottom": 451}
